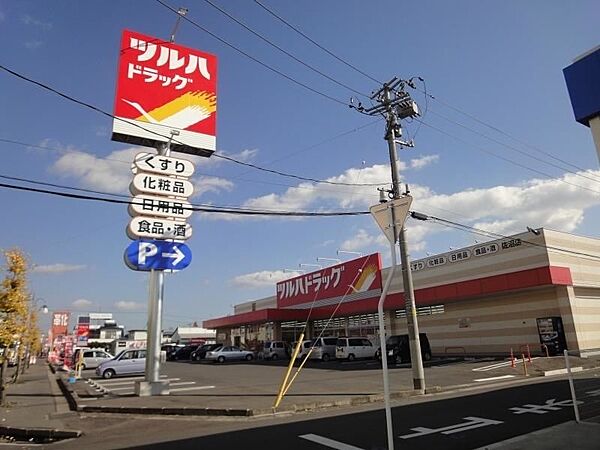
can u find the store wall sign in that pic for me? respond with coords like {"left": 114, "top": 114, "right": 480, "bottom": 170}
{"left": 411, "top": 238, "right": 524, "bottom": 273}
{"left": 112, "top": 29, "right": 218, "bottom": 157}
{"left": 276, "top": 253, "right": 382, "bottom": 308}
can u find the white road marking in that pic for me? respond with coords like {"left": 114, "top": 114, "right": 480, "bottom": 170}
{"left": 169, "top": 385, "right": 215, "bottom": 392}
{"left": 474, "top": 375, "right": 516, "bottom": 382}
{"left": 299, "top": 434, "right": 364, "bottom": 450}
{"left": 399, "top": 417, "right": 503, "bottom": 439}
{"left": 96, "top": 377, "right": 177, "bottom": 387}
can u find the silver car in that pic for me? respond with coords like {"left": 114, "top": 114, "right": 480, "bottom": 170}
{"left": 95, "top": 349, "right": 146, "bottom": 379}
{"left": 205, "top": 346, "right": 254, "bottom": 363}
{"left": 81, "top": 349, "right": 113, "bottom": 369}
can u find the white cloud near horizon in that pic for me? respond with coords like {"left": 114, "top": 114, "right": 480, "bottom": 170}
{"left": 114, "top": 301, "right": 145, "bottom": 312}
{"left": 72, "top": 298, "right": 93, "bottom": 309}
{"left": 231, "top": 270, "right": 298, "bottom": 289}
{"left": 33, "top": 263, "right": 87, "bottom": 274}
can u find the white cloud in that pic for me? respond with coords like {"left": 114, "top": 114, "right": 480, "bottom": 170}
{"left": 21, "top": 14, "right": 52, "bottom": 29}
{"left": 24, "top": 40, "right": 43, "bottom": 50}
{"left": 51, "top": 147, "right": 140, "bottom": 194}
{"left": 33, "top": 263, "right": 86, "bottom": 274}
{"left": 192, "top": 176, "right": 234, "bottom": 197}
{"left": 72, "top": 298, "right": 93, "bottom": 309}
{"left": 231, "top": 270, "right": 294, "bottom": 288}
{"left": 114, "top": 301, "right": 145, "bottom": 312}
{"left": 410, "top": 154, "right": 439, "bottom": 169}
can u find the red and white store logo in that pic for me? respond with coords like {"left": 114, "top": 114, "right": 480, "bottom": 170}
{"left": 112, "top": 29, "right": 218, "bottom": 155}
{"left": 276, "top": 253, "right": 382, "bottom": 307}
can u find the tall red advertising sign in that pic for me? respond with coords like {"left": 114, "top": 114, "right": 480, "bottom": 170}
{"left": 51, "top": 311, "right": 70, "bottom": 338}
{"left": 276, "top": 253, "right": 383, "bottom": 308}
{"left": 112, "top": 29, "right": 217, "bottom": 157}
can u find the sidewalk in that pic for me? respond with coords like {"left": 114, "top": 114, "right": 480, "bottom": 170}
{"left": 0, "top": 363, "right": 81, "bottom": 442}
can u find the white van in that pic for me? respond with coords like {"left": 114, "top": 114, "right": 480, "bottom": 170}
{"left": 292, "top": 340, "right": 313, "bottom": 361}
{"left": 336, "top": 337, "right": 377, "bottom": 361}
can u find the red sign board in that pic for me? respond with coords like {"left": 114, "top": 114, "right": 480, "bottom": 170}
{"left": 112, "top": 29, "right": 218, "bottom": 157}
{"left": 51, "top": 311, "right": 70, "bottom": 337}
{"left": 276, "top": 253, "right": 382, "bottom": 308}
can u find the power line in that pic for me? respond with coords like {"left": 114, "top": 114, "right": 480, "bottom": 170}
{"left": 201, "top": 0, "right": 370, "bottom": 98}
{"left": 253, "top": 0, "right": 382, "bottom": 85}
{"left": 415, "top": 118, "right": 600, "bottom": 196}
{"left": 153, "top": 0, "right": 348, "bottom": 107}
{"left": 410, "top": 211, "right": 600, "bottom": 262}
{"left": 428, "top": 109, "right": 600, "bottom": 185}
{"left": 0, "top": 180, "right": 370, "bottom": 217}
{"left": 0, "top": 64, "right": 387, "bottom": 187}
{"left": 417, "top": 88, "right": 596, "bottom": 176}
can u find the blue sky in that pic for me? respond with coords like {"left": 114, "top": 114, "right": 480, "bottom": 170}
{"left": 1, "top": 1, "right": 599, "bottom": 332}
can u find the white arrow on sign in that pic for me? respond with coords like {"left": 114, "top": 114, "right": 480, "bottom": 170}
{"left": 129, "top": 194, "right": 193, "bottom": 220}
{"left": 370, "top": 196, "right": 412, "bottom": 245}
{"left": 130, "top": 173, "right": 194, "bottom": 198}
{"left": 133, "top": 152, "right": 195, "bottom": 178}
{"left": 162, "top": 245, "right": 185, "bottom": 266}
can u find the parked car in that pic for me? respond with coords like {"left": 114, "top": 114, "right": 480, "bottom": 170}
{"left": 308, "top": 337, "right": 339, "bottom": 361}
{"left": 191, "top": 343, "right": 223, "bottom": 361}
{"left": 376, "top": 333, "right": 432, "bottom": 364}
{"left": 261, "top": 341, "right": 289, "bottom": 360}
{"left": 163, "top": 344, "right": 184, "bottom": 361}
{"left": 336, "top": 337, "right": 377, "bottom": 361}
{"left": 292, "top": 340, "right": 313, "bottom": 361}
{"left": 205, "top": 346, "right": 254, "bottom": 363}
{"left": 95, "top": 349, "right": 146, "bottom": 379}
{"left": 172, "top": 345, "right": 197, "bottom": 361}
{"left": 78, "top": 349, "right": 113, "bottom": 369}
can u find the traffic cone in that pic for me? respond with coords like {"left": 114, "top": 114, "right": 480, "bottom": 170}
{"left": 510, "top": 348, "right": 515, "bottom": 368}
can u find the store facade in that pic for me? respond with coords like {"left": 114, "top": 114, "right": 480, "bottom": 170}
{"left": 204, "top": 229, "right": 600, "bottom": 357}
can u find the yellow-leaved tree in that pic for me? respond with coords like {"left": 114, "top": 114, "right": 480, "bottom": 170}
{"left": 0, "top": 249, "right": 30, "bottom": 404}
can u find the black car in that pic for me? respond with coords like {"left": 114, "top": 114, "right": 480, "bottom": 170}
{"left": 163, "top": 344, "right": 184, "bottom": 361}
{"left": 377, "top": 333, "right": 432, "bottom": 364}
{"left": 172, "top": 345, "right": 197, "bottom": 361}
{"left": 191, "top": 344, "right": 223, "bottom": 361}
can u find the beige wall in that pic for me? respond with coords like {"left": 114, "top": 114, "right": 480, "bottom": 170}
{"left": 391, "top": 287, "right": 560, "bottom": 355}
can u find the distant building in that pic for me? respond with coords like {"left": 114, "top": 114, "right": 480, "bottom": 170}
{"left": 171, "top": 327, "right": 216, "bottom": 344}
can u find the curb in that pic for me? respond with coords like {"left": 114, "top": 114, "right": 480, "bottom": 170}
{"left": 76, "top": 405, "right": 253, "bottom": 417}
{"left": 0, "top": 425, "right": 81, "bottom": 441}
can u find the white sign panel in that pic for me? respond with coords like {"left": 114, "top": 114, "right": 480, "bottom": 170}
{"left": 129, "top": 194, "right": 193, "bottom": 220}
{"left": 133, "top": 152, "right": 195, "bottom": 178}
{"left": 370, "top": 196, "right": 412, "bottom": 245}
{"left": 127, "top": 217, "right": 192, "bottom": 240}
{"left": 130, "top": 173, "right": 194, "bottom": 198}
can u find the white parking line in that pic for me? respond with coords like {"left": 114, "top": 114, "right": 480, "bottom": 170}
{"left": 474, "top": 375, "right": 516, "bottom": 382}
{"left": 96, "top": 377, "right": 177, "bottom": 387}
{"left": 299, "top": 434, "right": 364, "bottom": 450}
{"left": 169, "top": 385, "right": 215, "bottom": 392}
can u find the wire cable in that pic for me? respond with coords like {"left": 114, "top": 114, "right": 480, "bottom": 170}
{"left": 0, "top": 180, "right": 370, "bottom": 217}
{"left": 254, "top": 0, "right": 382, "bottom": 85}
{"left": 202, "top": 0, "right": 370, "bottom": 98}
{"left": 154, "top": 0, "right": 348, "bottom": 107}
{"left": 0, "top": 64, "right": 388, "bottom": 187}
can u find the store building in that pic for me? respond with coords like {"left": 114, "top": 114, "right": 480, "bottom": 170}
{"left": 204, "top": 228, "right": 600, "bottom": 357}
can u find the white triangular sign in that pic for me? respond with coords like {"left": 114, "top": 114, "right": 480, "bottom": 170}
{"left": 369, "top": 196, "right": 413, "bottom": 244}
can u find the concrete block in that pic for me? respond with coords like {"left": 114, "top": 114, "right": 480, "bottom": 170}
{"left": 134, "top": 380, "right": 170, "bottom": 396}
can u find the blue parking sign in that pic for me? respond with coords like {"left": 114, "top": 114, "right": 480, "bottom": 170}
{"left": 124, "top": 239, "right": 192, "bottom": 271}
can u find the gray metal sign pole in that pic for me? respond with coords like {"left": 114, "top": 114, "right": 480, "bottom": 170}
{"left": 138, "top": 142, "right": 170, "bottom": 396}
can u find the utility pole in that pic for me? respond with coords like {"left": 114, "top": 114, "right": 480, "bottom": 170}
{"left": 353, "top": 77, "right": 426, "bottom": 391}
